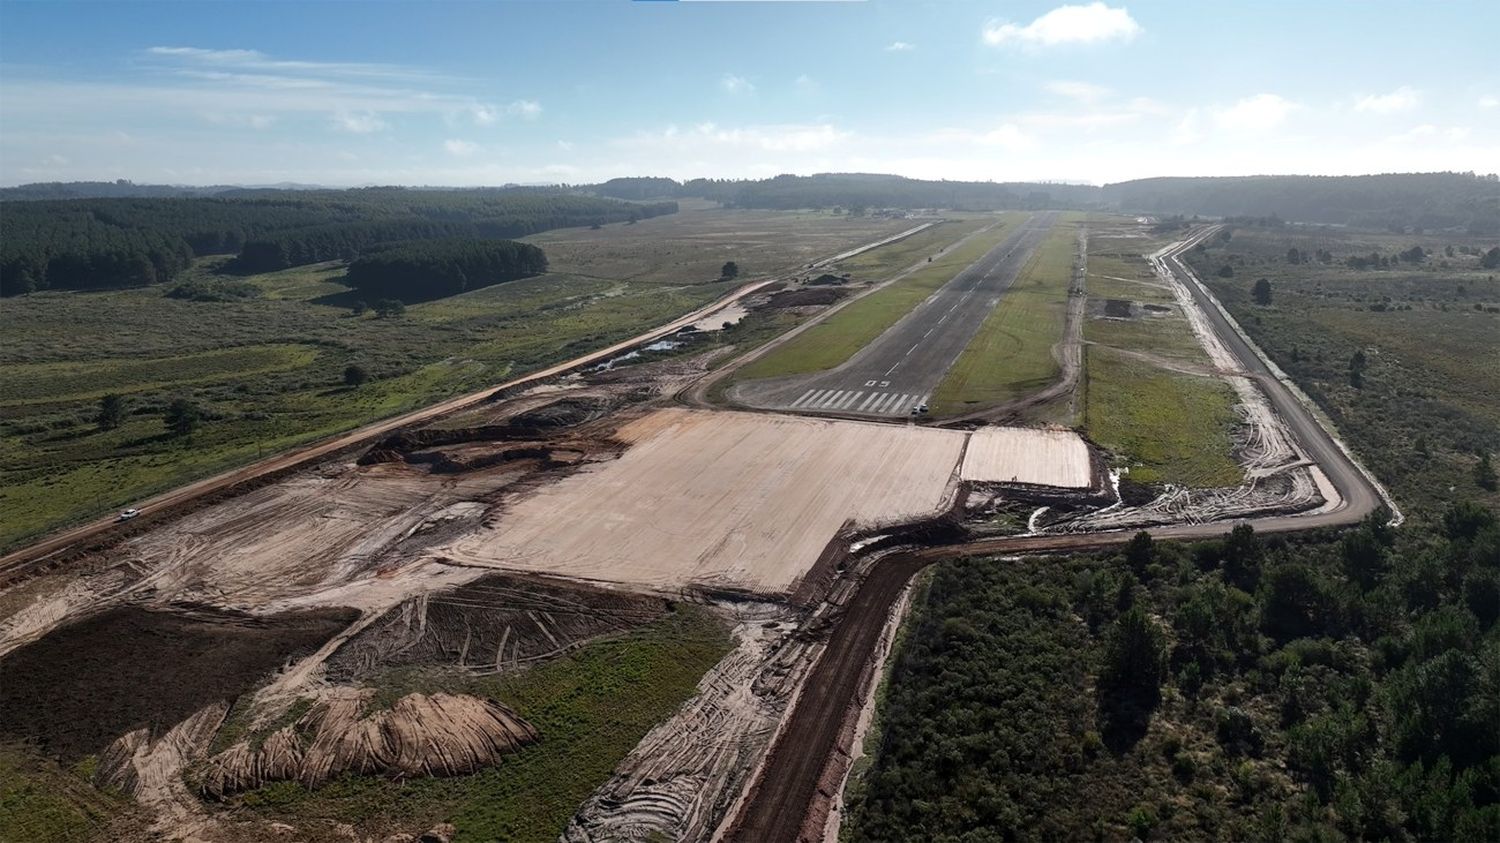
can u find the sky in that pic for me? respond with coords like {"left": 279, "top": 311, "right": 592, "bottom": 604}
{"left": 1, "top": 0, "right": 1497, "bottom": 187}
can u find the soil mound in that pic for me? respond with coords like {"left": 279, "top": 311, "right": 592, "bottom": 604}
{"left": 194, "top": 691, "right": 537, "bottom": 797}
{"left": 324, "top": 574, "right": 668, "bottom": 683}
{"left": 766, "top": 288, "right": 846, "bottom": 308}
{"left": 509, "top": 396, "right": 615, "bottom": 429}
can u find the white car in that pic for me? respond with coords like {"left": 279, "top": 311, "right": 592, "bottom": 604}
{"left": 117, "top": 508, "right": 141, "bottom": 521}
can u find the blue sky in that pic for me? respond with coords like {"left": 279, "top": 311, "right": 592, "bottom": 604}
{"left": 1, "top": 0, "right": 1496, "bottom": 186}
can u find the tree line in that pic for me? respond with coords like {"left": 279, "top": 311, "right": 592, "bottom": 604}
{"left": 593, "top": 173, "right": 1100, "bottom": 211}
{"left": 0, "top": 190, "right": 675, "bottom": 296}
{"left": 342, "top": 238, "right": 548, "bottom": 299}
{"left": 1105, "top": 172, "right": 1500, "bottom": 236}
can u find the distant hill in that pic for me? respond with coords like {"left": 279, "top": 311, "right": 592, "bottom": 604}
{"left": 0, "top": 181, "right": 259, "bottom": 200}
{"left": 1101, "top": 172, "right": 1500, "bottom": 235}
{"left": 592, "top": 173, "right": 1101, "bottom": 212}
{"left": 590, "top": 172, "right": 1500, "bottom": 234}
{"left": 12, "top": 172, "right": 1497, "bottom": 234}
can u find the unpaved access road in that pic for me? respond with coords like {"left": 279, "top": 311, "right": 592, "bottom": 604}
{"left": 737, "top": 212, "right": 1060, "bottom": 418}
{"left": 725, "top": 226, "right": 1395, "bottom": 843}
{"left": 1154, "top": 226, "right": 1393, "bottom": 531}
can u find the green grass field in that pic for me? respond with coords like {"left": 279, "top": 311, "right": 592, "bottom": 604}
{"left": 0, "top": 744, "right": 143, "bottom": 843}
{"left": 732, "top": 216, "right": 1015, "bottom": 382}
{"left": 233, "top": 607, "right": 731, "bottom": 842}
{"left": 1081, "top": 345, "right": 1242, "bottom": 487}
{"left": 0, "top": 208, "right": 912, "bottom": 550}
{"left": 1074, "top": 219, "right": 1244, "bottom": 487}
{"left": 928, "top": 215, "right": 1079, "bottom": 415}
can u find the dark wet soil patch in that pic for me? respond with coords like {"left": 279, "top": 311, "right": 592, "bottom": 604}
{"left": 509, "top": 396, "right": 614, "bottom": 429}
{"left": 0, "top": 605, "right": 357, "bottom": 761}
{"left": 766, "top": 288, "right": 847, "bottom": 308}
{"left": 1103, "top": 299, "right": 1134, "bottom": 318}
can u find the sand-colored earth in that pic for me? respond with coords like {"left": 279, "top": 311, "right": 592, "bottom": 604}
{"left": 436, "top": 409, "right": 968, "bottom": 595}
{"left": 959, "top": 426, "right": 1092, "bottom": 488}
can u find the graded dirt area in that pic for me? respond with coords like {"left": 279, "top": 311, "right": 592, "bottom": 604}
{"left": 959, "top": 426, "right": 1092, "bottom": 488}
{"left": 435, "top": 408, "right": 968, "bottom": 595}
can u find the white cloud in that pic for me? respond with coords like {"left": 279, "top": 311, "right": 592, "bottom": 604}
{"left": 1170, "top": 109, "right": 1203, "bottom": 146}
{"left": 443, "top": 138, "right": 478, "bottom": 156}
{"left": 794, "top": 74, "right": 818, "bottom": 92}
{"left": 468, "top": 100, "right": 539, "bottom": 125}
{"left": 556, "top": 140, "right": 575, "bottom": 152}
{"left": 616, "top": 122, "right": 847, "bottom": 154}
{"left": 885, "top": 41, "right": 915, "bottom": 52}
{"left": 332, "top": 111, "right": 387, "bottom": 133}
{"left": 201, "top": 112, "right": 276, "bottom": 129}
{"left": 1214, "top": 94, "right": 1295, "bottom": 132}
{"left": 1044, "top": 80, "right": 1110, "bottom": 103}
{"left": 1479, "top": 96, "right": 1499, "bottom": 110}
{"left": 1354, "top": 86, "right": 1420, "bottom": 114}
{"left": 926, "top": 124, "right": 1036, "bottom": 151}
{"left": 144, "top": 45, "right": 448, "bottom": 84}
{"left": 1388, "top": 124, "right": 1471, "bottom": 144}
{"left": 720, "top": 74, "right": 754, "bottom": 95}
{"left": 507, "top": 99, "right": 542, "bottom": 119}
{"left": 983, "top": 3, "right": 1142, "bottom": 48}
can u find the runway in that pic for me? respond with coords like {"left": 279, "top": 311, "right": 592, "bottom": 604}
{"left": 739, "top": 211, "right": 1060, "bottom": 417}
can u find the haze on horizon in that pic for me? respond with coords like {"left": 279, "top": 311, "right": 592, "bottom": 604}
{"left": 2, "top": 0, "right": 1497, "bottom": 188}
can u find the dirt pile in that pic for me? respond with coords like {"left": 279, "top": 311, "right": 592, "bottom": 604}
{"left": 508, "top": 395, "right": 617, "bottom": 429}
{"left": 765, "top": 288, "right": 847, "bottom": 308}
{"left": 195, "top": 690, "right": 537, "bottom": 797}
{"left": 357, "top": 424, "right": 548, "bottom": 466}
{"left": 324, "top": 574, "right": 669, "bottom": 682}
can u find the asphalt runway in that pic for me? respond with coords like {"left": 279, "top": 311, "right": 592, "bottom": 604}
{"left": 747, "top": 211, "right": 1060, "bottom": 418}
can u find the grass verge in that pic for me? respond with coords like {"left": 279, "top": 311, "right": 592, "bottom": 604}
{"left": 1081, "top": 345, "right": 1242, "bottom": 487}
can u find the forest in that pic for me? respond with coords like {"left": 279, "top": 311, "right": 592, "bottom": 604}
{"left": 0, "top": 190, "right": 675, "bottom": 296}
{"left": 342, "top": 238, "right": 548, "bottom": 299}
{"left": 848, "top": 513, "right": 1498, "bottom": 842}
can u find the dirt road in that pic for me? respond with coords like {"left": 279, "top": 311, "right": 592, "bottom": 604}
{"left": 724, "top": 226, "right": 1396, "bottom": 842}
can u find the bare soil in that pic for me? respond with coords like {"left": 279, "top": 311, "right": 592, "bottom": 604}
{"left": 323, "top": 573, "right": 671, "bottom": 683}
{"left": 0, "top": 605, "right": 356, "bottom": 762}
